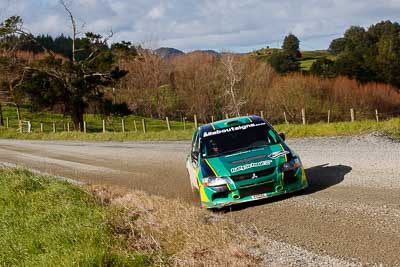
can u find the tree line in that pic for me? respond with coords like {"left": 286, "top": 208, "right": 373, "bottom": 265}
{"left": 311, "top": 21, "right": 400, "bottom": 89}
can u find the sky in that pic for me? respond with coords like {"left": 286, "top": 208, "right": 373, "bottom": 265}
{"left": 1, "top": 0, "right": 400, "bottom": 52}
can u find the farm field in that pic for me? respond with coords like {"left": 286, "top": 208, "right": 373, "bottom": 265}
{"left": 250, "top": 49, "right": 335, "bottom": 71}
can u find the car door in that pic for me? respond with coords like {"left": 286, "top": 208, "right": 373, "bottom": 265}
{"left": 187, "top": 131, "right": 200, "bottom": 190}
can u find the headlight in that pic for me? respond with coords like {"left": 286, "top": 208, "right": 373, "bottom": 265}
{"left": 281, "top": 158, "right": 301, "bottom": 172}
{"left": 202, "top": 176, "right": 228, "bottom": 187}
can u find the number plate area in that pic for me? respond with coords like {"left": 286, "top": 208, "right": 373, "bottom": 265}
{"left": 251, "top": 193, "right": 268, "bottom": 199}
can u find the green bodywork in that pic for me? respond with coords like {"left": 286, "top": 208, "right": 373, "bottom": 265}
{"left": 188, "top": 116, "right": 308, "bottom": 209}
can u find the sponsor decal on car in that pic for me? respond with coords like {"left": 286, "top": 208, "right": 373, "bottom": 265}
{"left": 230, "top": 159, "right": 272, "bottom": 173}
{"left": 268, "top": 150, "right": 290, "bottom": 159}
{"left": 203, "top": 122, "right": 266, "bottom": 138}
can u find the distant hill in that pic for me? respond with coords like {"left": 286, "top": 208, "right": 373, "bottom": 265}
{"left": 155, "top": 47, "right": 222, "bottom": 59}
{"left": 154, "top": 47, "right": 184, "bottom": 59}
{"left": 188, "top": 50, "right": 220, "bottom": 57}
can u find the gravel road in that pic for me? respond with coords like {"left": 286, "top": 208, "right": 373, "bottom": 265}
{"left": 0, "top": 133, "right": 399, "bottom": 266}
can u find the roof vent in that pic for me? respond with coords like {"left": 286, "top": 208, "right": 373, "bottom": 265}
{"left": 225, "top": 120, "right": 241, "bottom": 126}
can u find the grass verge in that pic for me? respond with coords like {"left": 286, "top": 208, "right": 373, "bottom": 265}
{"left": 0, "top": 167, "right": 263, "bottom": 266}
{"left": 0, "top": 168, "right": 151, "bottom": 266}
{"left": 275, "top": 118, "right": 400, "bottom": 140}
{"left": 0, "top": 118, "right": 399, "bottom": 141}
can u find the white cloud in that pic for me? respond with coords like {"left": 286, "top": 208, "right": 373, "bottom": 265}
{"left": 1, "top": 0, "right": 399, "bottom": 52}
{"left": 148, "top": 5, "right": 164, "bottom": 20}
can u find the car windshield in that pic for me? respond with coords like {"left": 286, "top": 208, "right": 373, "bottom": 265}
{"left": 201, "top": 123, "right": 279, "bottom": 158}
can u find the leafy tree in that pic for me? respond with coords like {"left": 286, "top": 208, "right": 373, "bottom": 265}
{"left": 267, "top": 34, "right": 301, "bottom": 73}
{"left": 328, "top": 38, "right": 346, "bottom": 55}
{"left": 376, "top": 34, "right": 400, "bottom": 87}
{"left": 268, "top": 51, "right": 300, "bottom": 74}
{"left": 309, "top": 57, "right": 335, "bottom": 78}
{"left": 329, "top": 20, "right": 400, "bottom": 88}
{"left": 282, "top": 33, "right": 301, "bottom": 58}
{"left": 0, "top": 16, "right": 33, "bottom": 122}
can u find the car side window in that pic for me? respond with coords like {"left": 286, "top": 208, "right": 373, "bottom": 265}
{"left": 191, "top": 132, "right": 200, "bottom": 162}
{"left": 191, "top": 131, "right": 197, "bottom": 151}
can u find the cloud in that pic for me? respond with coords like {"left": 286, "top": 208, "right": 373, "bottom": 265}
{"left": 1, "top": 0, "right": 400, "bottom": 52}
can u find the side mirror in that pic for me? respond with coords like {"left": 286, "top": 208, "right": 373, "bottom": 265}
{"left": 191, "top": 151, "right": 199, "bottom": 161}
{"left": 279, "top": 133, "right": 286, "bottom": 141}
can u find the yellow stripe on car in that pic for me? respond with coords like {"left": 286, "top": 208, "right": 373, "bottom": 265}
{"left": 205, "top": 159, "right": 218, "bottom": 176}
{"left": 279, "top": 144, "right": 286, "bottom": 185}
{"left": 279, "top": 144, "right": 288, "bottom": 162}
{"left": 301, "top": 168, "right": 307, "bottom": 183}
{"left": 196, "top": 167, "right": 210, "bottom": 203}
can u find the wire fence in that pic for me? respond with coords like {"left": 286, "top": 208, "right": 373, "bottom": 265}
{"left": 0, "top": 106, "right": 399, "bottom": 135}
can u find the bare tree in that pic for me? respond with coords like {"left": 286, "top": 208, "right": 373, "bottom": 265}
{"left": 221, "top": 53, "right": 246, "bottom": 117}
{"left": 60, "top": 0, "right": 77, "bottom": 63}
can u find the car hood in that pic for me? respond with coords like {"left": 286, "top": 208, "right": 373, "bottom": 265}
{"left": 201, "top": 143, "right": 290, "bottom": 177}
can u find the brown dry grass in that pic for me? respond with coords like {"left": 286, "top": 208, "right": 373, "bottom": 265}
{"left": 91, "top": 186, "right": 262, "bottom": 266}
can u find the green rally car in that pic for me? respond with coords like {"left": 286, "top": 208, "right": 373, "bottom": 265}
{"left": 186, "top": 115, "right": 308, "bottom": 209}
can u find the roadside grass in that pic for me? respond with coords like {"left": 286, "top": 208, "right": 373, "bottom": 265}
{"left": 0, "top": 129, "right": 193, "bottom": 141}
{"left": 98, "top": 188, "right": 262, "bottom": 266}
{"left": 1, "top": 114, "right": 399, "bottom": 141}
{"left": 0, "top": 168, "right": 151, "bottom": 266}
{"left": 0, "top": 167, "right": 263, "bottom": 266}
{"left": 1, "top": 105, "right": 194, "bottom": 133}
{"left": 275, "top": 118, "right": 400, "bottom": 140}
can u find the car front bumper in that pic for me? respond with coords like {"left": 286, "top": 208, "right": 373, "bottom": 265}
{"left": 200, "top": 167, "right": 308, "bottom": 209}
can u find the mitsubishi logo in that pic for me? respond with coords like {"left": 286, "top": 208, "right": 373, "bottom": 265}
{"left": 251, "top": 173, "right": 258, "bottom": 179}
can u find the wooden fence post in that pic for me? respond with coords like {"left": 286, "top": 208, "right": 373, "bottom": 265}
{"left": 166, "top": 117, "right": 171, "bottom": 131}
{"left": 211, "top": 116, "right": 214, "bottom": 123}
{"left": 350, "top": 108, "right": 355, "bottom": 122}
{"left": 121, "top": 119, "right": 125, "bottom": 133}
{"left": 102, "top": 120, "right": 106, "bottom": 133}
{"left": 327, "top": 110, "right": 331, "bottom": 124}
{"left": 283, "top": 112, "right": 289, "bottom": 125}
{"left": 260, "top": 110, "right": 264, "bottom": 119}
{"left": 40, "top": 123, "right": 44, "bottom": 133}
{"left": 133, "top": 120, "right": 138, "bottom": 132}
{"left": 375, "top": 109, "right": 379, "bottom": 123}
{"left": 225, "top": 114, "right": 229, "bottom": 119}
{"left": 53, "top": 122, "right": 56, "bottom": 133}
{"left": 6, "top": 117, "right": 9, "bottom": 128}
{"left": 194, "top": 114, "right": 198, "bottom": 129}
{"left": 183, "top": 117, "right": 186, "bottom": 130}
{"left": 83, "top": 121, "right": 87, "bottom": 133}
{"left": 78, "top": 122, "right": 81, "bottom": 132}
{"left": 27, "top": 121, "right": 32, "bottom": 133}
{"left": 63, "top": 123, "right": 66, "bottom": 131}
{"left": 142, "top": 119, "right": 146, "bottom": 134}
{"left": 301, "top": 108, "right": 306, "bottom": 125}
{"left": 67, "top": 122, "right": 70, "bottom": 132}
